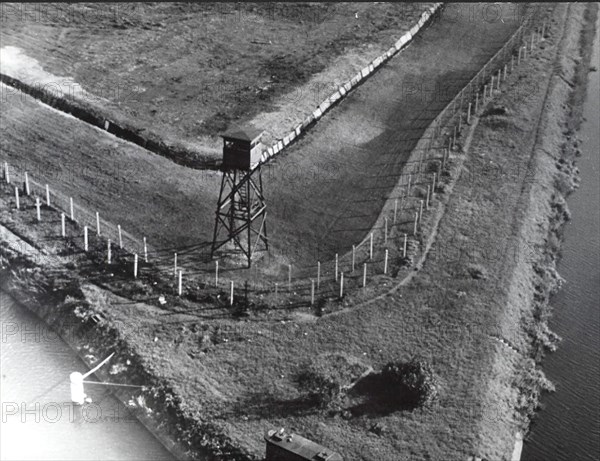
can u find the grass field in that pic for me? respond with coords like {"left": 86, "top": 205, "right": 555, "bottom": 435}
{"left": 2, "top": 2, "right": 591, "bottom": 459}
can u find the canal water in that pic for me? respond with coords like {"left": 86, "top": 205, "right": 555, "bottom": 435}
{"left": 0, "top": 291, "right": 175, "bottom": 460}
{"left": 522, "top": 12, "right": 600, "bottom": 461}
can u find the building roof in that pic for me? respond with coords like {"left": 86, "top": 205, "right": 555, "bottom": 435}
{"left": 265, "top": 429, "right": 343, "bottom": 460}
{"left": 221, "top": 126, "right": 264, "bottom": 142}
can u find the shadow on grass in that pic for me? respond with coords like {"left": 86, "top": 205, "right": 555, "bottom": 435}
{"left": 227, "top": 392, "right": 321, "bottom": 420}
{"left": 345, "top": 373, "right": 419, "bottom": 417}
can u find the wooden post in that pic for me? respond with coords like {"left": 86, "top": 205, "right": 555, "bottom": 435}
{"left": 107, "top": 239, "right": 112, "bottom": 264}
{"left": 393, "top": 199, "right": 398, "bottom": 223}
{"left": 3, "top": 162, "right": 8, "bottom": 183}
{"left": 45, "top": 184, "right": 50, "bottom": 206}
{"left": 490, "top": 76, "right": 495, "bottom": 95}
{"left": 452, "top": 125, "right": 457, "bottom": 149}
{"left": 352, "top": 245, "right": 356, "bottom": 272}
{"left": 96, "top": 212, "right": 101, "bottom": 236}
{"left": 497, "top": 69, "right": 501, "bottom": 90}
{"left": 413, "top": 212, "right": 418, "bottom": 235}
{"left": 118, "top": 224, "right": 123, "bottom": 249}
{"left": 275, "top": 283, "right": 278, "bottom": 298}
{"left": 339, "top": 272, "right": 344, "bottom": 299}
{"left": 215, "top": 261, "right": 219, "bottom": 286}
{"left": 384, "top": 249, "right": 389, "bottom": 275}
{"left": 14, "top": 186, "right": 19, "bottom": 210}
{"left": 229, "top": 280, "right": 234, "bottom": 305}
{"left": 24, "top": 172, "right": 30, "bottom": 196}
{"left": 335, "top": 253, "right": 339, "bottom": 281}
{"left": 511, "top": 55, "right": 515, "bottom": 72}
{"left": 426, "top": 186, "right": 430, "bottom": 210}
{"left": 458, "top": 113, "right": 462, "bottom": 132}
{"left": 70, "top": 197, "right": 74, "bottom": 221}
{"left": 384, "top": 217, "right": 388, "bottom": 244}
{"left": 369, "top": 232, "right": 374, "bottom": 260}
{"left": 179, "top": 270, "right": 184, "bottom": 297}
{"left": 407, "top": 174, "right": 412, "bottom": 196}
{"left": 475, "top": 91, "right": 479, "bottom": 112}
{"left": 317, "top": 261, "right": 321, "bottom": 288}
{"left": 61, "top": 213, "right": 66, "bottom": 237}
{"left": 84, "top": 226, "right": 88, "bottom": 252}
{"left": 310, "top": 279, "right": 315, "bottom": 306}
{"left": 35, "top": 198, "right": 41, "bottom": 221}
{"left": 518, "top": 46, "right": 522, "bottom": 64}
{"left": 288, "top": 264, "right": 292, "bottom": 290}
{"left": 173, "top": 252, "right": 178, "bottom": 276}
{"left": 467, "top": 102, "right": 472, "bottom": 124}
{"left": 403, "top": 234, "right": 408, "bottom": 258}
{"left": 483, "top": 84, "right": 487, "bottom": 102}
{"left": 503, "top": 64, "right": 507, "bottom": 81}
{"left": 419, "top": 200, "right": 424, "bottom": 223}
{"left": 134, "top": 253, "right": 138, "bottom": 278}
{"left": 432, "top": 173, "right": 437, "bottom": 193}
{"left": 362, "top": 263, "right": 367, "bottom": 287}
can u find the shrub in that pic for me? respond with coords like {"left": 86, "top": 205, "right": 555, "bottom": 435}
{"left": 381, "top": 359, "right": 439, "bottom": 408}
{"left": 296, "top": 368, "right": 341, "bottom": 408}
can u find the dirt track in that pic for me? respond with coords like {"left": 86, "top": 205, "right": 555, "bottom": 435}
{"left": 1, "top": 3, "right": 524, "bottom": 277}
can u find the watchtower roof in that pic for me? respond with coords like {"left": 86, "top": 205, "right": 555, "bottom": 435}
{"left": 220, "top": 127, "right": 264, "bottom": 143}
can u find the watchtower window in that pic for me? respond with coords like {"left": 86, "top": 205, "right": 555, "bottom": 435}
{"left": 225, "top": 140, "right": 234, "bottom": 149}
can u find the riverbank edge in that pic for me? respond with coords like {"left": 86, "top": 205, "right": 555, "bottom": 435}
{"left": 0, "top": 4, "right": 596, "bottom": 461}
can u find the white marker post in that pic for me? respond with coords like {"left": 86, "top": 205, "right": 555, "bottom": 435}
{"left": 339, "top": 272, "right": 344, "bottom": 299}
{"left": 3, "top": 162, "right": 9, "bottom": 183}
{"left": 70, "top": 198, "right": 74, "bottom": 221}
{"left": 24, "top": 172, "right": 30, "bottom": 196}
{"left": 61, "top": 213, "right": 66, "bottom": 237}
{"left": 134, "top": 254, "right": 138, "bottom": 278}
{"left": 503, "top": 64, "right": 507, "bottom": 82}
{"left": 143, "top": 237, "right": 148, "bottom": 263}
{"left": 310, "top": 279, "right": 315, "bottom": 306}
{"left": 215, "top": 261, "right": 219, "bottom": 286}
{"left": 384, "top": 249, "right": 389, "bottom": 275}
{"left": 414, "top": 212, "right": 418, "bottom": 235}
{"left": 178, "top": 270, "right": 183, "bottom": 296}
{"left": 107, "top": 239, "right": 112, "bottom": 264}
{"left": 490, "top": 76, "right": 495, "bottom": 95}
{"left": 14, "top": 187, "right": 19, "bottom": 210}
{"left": 467, "top": 102, "right": 472, "bottom": 124}
{"left": 362, "top": 263, "right": 367, "bottom": 287}
{"left": 118, "top": 225, "right": 123, "bottom": 249}
{"left": 369, "top": 232, "right": 374, "bottom": 260}
{"left": 229, "top": 280, "right": 234, "bottom": 305}
{"left": 475, "top": 91, "right": 479, "bottom": 112}
{"left": 70, "top": 372, "right": 85, "bottom": 405}
{"left": 45, "top": 184, "right": 50, "bottom": 206}
{"left": 403, "top": 234, "right": 408, "bottom": 258}
{"left": 335, "top": 253, "right": 339, "bottom": 281}
{"left": 84, "top": 226, "right": 88, "bottom": 252}
{"left": 96, "top": 212, "right": 101, "bottom": 236}
{"left": 419, "top": 200, "right": 424, "bottom": 223}
{"left": 317, "top": 261, "right": 321, "bottom": 288}
{"left": 35, "top": 198, "right": 41, "bottom": 221}
{"left": 483, "top": 84, "right": 487, "bottom": 102}
{"left": 497, "top": 69, "right": 501, "bottom": 90}
{"left": 394, "top": 199, "right": 398, "bottom": 223}
{"left": 426, "top": 186, "right": 430, "bottom": 210}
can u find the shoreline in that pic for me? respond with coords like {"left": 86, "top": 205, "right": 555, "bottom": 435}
{"left": 1, "top": 3, "right": 597, "bottom": 460}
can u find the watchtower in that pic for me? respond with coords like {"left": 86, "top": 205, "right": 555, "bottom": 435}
{"left": 211, "top": 127, "right": 269, "bottom": 267}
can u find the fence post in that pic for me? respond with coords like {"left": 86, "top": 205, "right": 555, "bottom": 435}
{"left": 426, "top": 186, "right": 430, "bottom": 210}
{"left": 335, "top": 253, "right": 339, "bottom": 281}
{"left": 363, "top": 263, "right": 367, "bottom": 287}
{"left": 503, "top": 64, "right": 507, "bottom": 82}
{"left": 432, "top": 173, "right": 437, "bottom": 195}
{"left": 173, "top": 252, "right": 178, "bottom": 276}
{"left": 352, "top": 245, "right": 356, "bottom": 272}
{"left": 407, "top": 174, "right": 412, "bottom": 196}
{"left": 394, "top": 199, "right": 398, "bottom": 223}
{"left": 467, "top": 102, "right": 472, "bottom": 124}
{"left": 384, "top": 217, "right": 388, "bottom": 244}
{"left": 107, "top": 239, "right": 112, "bottom": 264}
{"left": 491, "top": 76, "right": 495, "bottom": 96}
{"left": 118, "top": 225, "right": 123, "bottom": 249}
{"left": 215, "top": 261, "right": 219, "bottom": 286}
{"left": 24, "top": 172, "right": 30, "bottom": 196}
{"left": 96, "top": 212, "right": 101, "bottom": 236}
{"left": 14, "top": 186, "right": 19, "bottom": 210}
{"left": 84, "top": 226, "right": 88, "bottom": 252}
{"left": 70, "top": 197, "right": 74, "bottom": 221}
{"left": 143, "top": 237, "right": 148, "bottom": 262}
{"left": 497, "top": 69, "right": 501, "bottom": 90}
{"left": 229, "top": 280, "right": 234, "bottom": 305}
{"left": 310, "top": 279, "right": 315, "bottom": 306}
{"left": 45, "top": 184, "right": 50, "bottom": 206}
{"left": 403, "top": 234, "right": 408, "bottom": 258}
{"left": 419, "top": 200, "right": 424, "bottom": 224}
{"left": 61, "top": 213, "right": 66, "bottom": 237}
{"left": 134, "top": 254, "right": 138, "bottom": 278}
{"left": 179, "top": 270, "right": 184, "bottom": 297}
{"left": 339, "top": 272, "right": 344, "bottom": 299}
{"left": 414, "top": 212, "right": 418, "bottom": 235}
{"left": 475, "top": 91, "right": 479, "bottom": 112}
{"left": 369, "top": 232, "right": 374, "bottom": 260}
{"left": 3, "top": 162, "right": 9, "bottom": 183}
{"left": 35, "top": 198, "right": 41, "bottom": 221}
{"left": 511, "top": 54, "right": 515, "bottom": 72}
{"left": 384, "top": 249, "right": 389, "bottom": 275}
{"left": 288, "top": 264, "right": 292, "bottom": 290}
{"left": 317, "top": 261, "right": 321, "bottom": 288}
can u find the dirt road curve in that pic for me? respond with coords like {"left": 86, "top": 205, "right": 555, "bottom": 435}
{"left": 1, "top": 3, "right": 522, "bottom": 271}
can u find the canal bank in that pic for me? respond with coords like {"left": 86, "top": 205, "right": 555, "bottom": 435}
{"left": 0, "top": 3, "right": 596, "bottom": 460}
{"left": 522, "top": 5, "right": 600, "bottom": 460}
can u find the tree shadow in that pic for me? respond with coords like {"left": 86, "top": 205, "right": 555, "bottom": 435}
{"left": 345, "top": 373, "right": 419, "bottom": 417}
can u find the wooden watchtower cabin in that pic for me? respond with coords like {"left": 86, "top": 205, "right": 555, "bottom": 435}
{"left": 211, "top": 127, "right": 269, "bottom": 267}
{"left": 264, "top": 428, "right": 343, "bottom": 461}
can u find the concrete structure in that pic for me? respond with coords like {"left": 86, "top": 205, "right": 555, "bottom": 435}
{"left": 264, "top": 428, "right": 343, "bottom": 461}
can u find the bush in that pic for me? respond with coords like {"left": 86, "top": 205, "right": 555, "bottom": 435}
{"left": 381, "top": 359, "right": 439, "bottom": 408}
{"left": 296, "top": 368, "right": 341, "bottom": 408}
